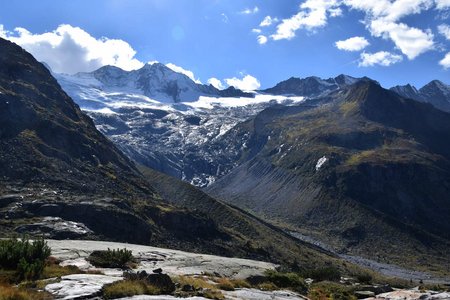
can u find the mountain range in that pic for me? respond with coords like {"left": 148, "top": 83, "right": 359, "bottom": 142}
{"left": 0, "top": 37, "right": 346, "bottom": 271}
{"left": 2, "top": 36, "right": 450, "bottom": 277}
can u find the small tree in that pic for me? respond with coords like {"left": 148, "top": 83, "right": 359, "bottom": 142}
{"left": 0, "top": 237, "right": 51, "bottom": 280}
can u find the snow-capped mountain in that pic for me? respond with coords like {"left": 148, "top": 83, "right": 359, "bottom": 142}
{"left": 390, "top": 80, "right": 450, "bottom": 112}
{"left": 55, "top": 64, "right": 306, "bottom": 186}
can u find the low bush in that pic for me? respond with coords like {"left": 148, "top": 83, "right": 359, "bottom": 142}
{"left": 0, "top": 238, "right": 51, "bottom": 281}
{"left": 174, "top": 275, "right": 215, "bottom": 290}
{"left": 355, "top": 272, "right": 373, "bottom": 284}
{"left": 264, "top": 270, "right": 307, "bottom": 293}
{"left": 215, "top": 278, "right": 235, "bottom": 291}
{"left": 303, "top": 266, "right": 341, "bottom": 282}
{"left": 102, "top": 280, "right": 160, "bottom": 299}
{"left": 308, "top": 282, "right": 357, "bottom": 300}
{"left": 87, "top": 248, "right": 134, "bottom": 269}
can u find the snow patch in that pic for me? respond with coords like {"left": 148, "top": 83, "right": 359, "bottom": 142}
{"left": 315, "top": 156, "right": 327, "bottom": 171}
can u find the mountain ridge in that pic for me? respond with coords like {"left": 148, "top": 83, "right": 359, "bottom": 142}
{"left": 390, "top": 79, "right": 450, "bottom": 112}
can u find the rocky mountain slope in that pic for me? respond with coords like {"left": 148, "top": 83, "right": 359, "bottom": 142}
{"left": 0, "top": 37, "right": 348, "bottom": 270}
{"left": 390, "top": 80, "right": 450, "bottom": 112}
{"left": 207, "top": 81, "right": 450, "bottom": 274}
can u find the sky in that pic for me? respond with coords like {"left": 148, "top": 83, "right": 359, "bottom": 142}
{"left": 1, "top": 0, "right": 450, "bottom": 90}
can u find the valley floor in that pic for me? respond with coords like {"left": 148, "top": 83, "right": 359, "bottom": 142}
{"left": 288, "top": 231, "right": 450, "bottom": 284}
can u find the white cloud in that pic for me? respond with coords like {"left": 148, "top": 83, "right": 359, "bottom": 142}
{"left": 225, "top": 74, "right": 261, "bottom": 91}
{"left": 240, "top": 6, "right": 259, "bottom": 15}
{"left": 271, "top": 0, "right": 341, "bottom": 41}
{"left": 329, "top": 7, "right": 343, "bottom": 17}
{"left": 207, "top": 77, "right": 225, "bottom": 89}
{"left": 257, "top": 35, "right": 268, "bottom": 44}
{"left": 439, "top": 52, "right": 450, "bottom": 68}
{"left": 342, "top": 1, "right": 435, "bottom": 59}
{"left": 335, "top": 36, "right": 370, "bottom": 51}
{"left": 266, "top": 1, "right": 438, "bottom": 61}
{"left": 252, "top": 28, "right": 262, "bottom": 34}
{"left": 343, "top": 0, "right": 433, "bottom": 22}
{"left": 0, "top": 24, "right": 7, "bottom": 38}
{"left": 435, "top": 0, "right": 450, "bottom": 9}
{"left": 368, "top": 19, "right": 434, "bottom": 59}
{"left": 1, "top": 24, "right": 144, "bottom": 74}
{"left": 165, "top": 63, "right": 201, "bottom": 84}
{"left": 438, "top": 24, "right": 450, "bottom": 39}
{"left": 221, "top": 13, "right": 229, "bottom": 23}
{"left": 359, "top": 51, "right": 403, "bottom": 66}
{"left": 260, "top": 16, "right": 279, "bottom": 27}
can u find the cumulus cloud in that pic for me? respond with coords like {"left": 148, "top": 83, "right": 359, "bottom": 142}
{"left": 207, "top": 77, "right": 225, "bottom": 89}
{"left": 165, "top": 63, "right": 202, "bottom": 84}
{"left": 335, "top": 36, "right": 370, "bottom": 51}
{"left": 438, "top": 24, "right": 450, "bottom": 39}
{"left": 225, "top": 74, "right": 261, "bottom": 91}
{"left": 0, "top": 24, "right": 7, "bottom": 38}
{"left": 260, "top": 16, "right": 279, "bottom": 27}
{"left": 252, "top": 28, "right": 262, "bottom": 34}
{"left": 271, "top": 0, "right": 341, "bottom": 40}
{"left": 359, "top": 51, "right": 403, "bottom": 66}
{"left": 265, "top": 0, "right": 441, "bottom": 62}
{"left": 257, "top": 35, "right": 268, "bottom": 44}
{"left": 345, "top": 1, "right": 435, "bottom": 59}
{"left": 240, "top": 6, "right": 259, "bottom": 15}
{"left": 435, "top": 0, "right": 450, "bottom": 9}
{"left": 366, "top": 20, "right": 434, "bottom": 60}
{"left": 1, "top": 24, "right": 143, "bottom": 74}
{"left": 439, "top": 52, "right": 450, "bottom": 68}
{"left": 329, "top": 7, "right": 343, "bottom": 17}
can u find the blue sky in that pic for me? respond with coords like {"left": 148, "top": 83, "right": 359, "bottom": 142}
{"left": 0, "top": 0, "right": 450, "bottom": 89}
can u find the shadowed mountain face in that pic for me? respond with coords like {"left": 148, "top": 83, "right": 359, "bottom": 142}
{"left": 207, "top": 82, "right": 450, "bottom": 272}
{"left": 0, "top": 38, "right": 348, "bottom": 270}
{"left": 0, "top": 38, "right": 150, "bottom": 195}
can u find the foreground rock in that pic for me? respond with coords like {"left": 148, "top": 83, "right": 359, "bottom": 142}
{"left": 223, "top": 288, "right": 309, "bottom": 299}
{"left": 45, "top": 274, "right": 121, "bottom": 299}
{"left": 363, "top": 288, "right": 450, "bottom": 299}
{"left": 47, "top": 239, "right": 276, "bottom": 279}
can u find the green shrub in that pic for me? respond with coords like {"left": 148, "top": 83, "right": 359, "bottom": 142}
{"left": 308, "top": 282, "right": 357, "bottom": 300}
{"left": 264, "top": 270, "right": 307, "bottom": 293}
{"left": 87, "top": 248, "right": 134, "bottom": 269}
{"left": 355, "top": 272, "right": 372, "bottom": 284}
{"left": 303, "top": 266, "right": 341, "bottom": 282}
{"left": 0, "top": 238, "right": 51, "bottom": 281}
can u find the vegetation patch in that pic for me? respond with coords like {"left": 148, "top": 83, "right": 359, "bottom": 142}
{"left": 0, "top": 238, "right": 51, "bottom": 281}
{"left": 87, "top": 248, "right": 135, "bottom": 269}
{"left": 308, "top": 281, "right": 357, "bottom": 300}
{"left": 262, "top": 270, "right": 307, "bottom": 293}
{"left": 0, "top": 283, "right": 53, "bottom": 300}
{"left": 102, "top": 279, "right": 161, "bottom": 299}
{"left": 302, "top": 266, "right": 342, "bottom": 282}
